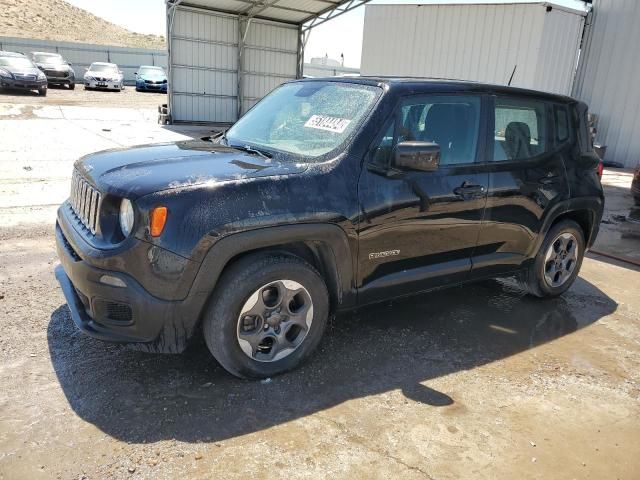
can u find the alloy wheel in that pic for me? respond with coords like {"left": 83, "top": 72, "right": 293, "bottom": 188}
{"left": 236, "top": 280, "right": 313, "bottom": 362}
{"left": 543, "top": 232, "right": 579, "bottom": 288}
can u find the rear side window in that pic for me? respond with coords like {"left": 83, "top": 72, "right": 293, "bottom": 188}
{"left": 555, "top": 105, "right": 570, "bottom": 143}
{"left": 493, "top": 97, "right": 547, "bottom": 161}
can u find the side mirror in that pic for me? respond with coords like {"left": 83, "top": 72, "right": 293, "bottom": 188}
{"left": 393, "top": 141, "right": 440, "bottom": 172}
{"left": 84, "top": 67, "right": 88, "bottom": 71}
{"left": 134, "top": 72, "right": 138, "bottom": 75}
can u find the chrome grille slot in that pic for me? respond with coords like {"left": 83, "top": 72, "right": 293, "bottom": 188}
{"left": 69, "top": 170, "right": 101, "bottom": 235}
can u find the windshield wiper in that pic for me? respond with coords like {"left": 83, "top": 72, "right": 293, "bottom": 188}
{"left": 229, "top": 144, "right": 273, "bottom": 159}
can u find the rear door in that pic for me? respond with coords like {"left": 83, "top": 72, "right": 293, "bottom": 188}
{"left": 357, "top": 93, "right": 490, "bottom": 304}
{"left": 470, "top": 95, "right": 570, "bottom": 278}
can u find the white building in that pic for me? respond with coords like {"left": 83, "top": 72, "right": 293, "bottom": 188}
{"left": 360, "top": 2, "right": 587, "bottom": 96}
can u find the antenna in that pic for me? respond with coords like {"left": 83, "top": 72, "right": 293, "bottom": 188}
{"left": 508, "top": 65, "right": 517, "bottom": 86}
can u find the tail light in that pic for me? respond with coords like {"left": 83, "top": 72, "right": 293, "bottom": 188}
{"left": 596, "top": 160, "right": 604, "bottom": 179}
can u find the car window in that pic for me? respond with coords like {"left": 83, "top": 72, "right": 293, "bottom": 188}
{"left": 370, "top": 119, "right": 395, "bottom": 169}
{"left": 225, "top": 81, "right": 380, "bottom": 161}
{"left": 555, "top": 105, "right": 570, "bottom": 143}
{"left": 494, "top": 97, "right": 547, "bottom": 161}
{"left": 370, "top": 95, "right": 481, "bottom": 167}
{"left": 0, "top": 57, "right": 36, "bottom": 68}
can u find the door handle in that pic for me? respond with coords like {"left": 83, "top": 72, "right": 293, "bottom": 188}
{"left": 453, "top": 183, "right": 486, "bottom": 198}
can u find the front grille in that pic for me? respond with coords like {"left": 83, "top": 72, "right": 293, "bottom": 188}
{"left": 14, "top": 74, "right": 36, "bottom": 80}
{"left": 45, "top": 69, "right": 68, "bottom": 77}
{"left": 70, "top": 170, "right": 102, "bottom": 235}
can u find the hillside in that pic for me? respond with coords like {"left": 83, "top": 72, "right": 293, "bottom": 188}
{"left": 0, "top": 0, "right": 166, "bottom": 49}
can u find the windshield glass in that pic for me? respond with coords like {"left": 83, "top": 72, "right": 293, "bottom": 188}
{"left": 0, "top": 57, "right": 36, "bottom": 69}
{"left": 90, "top": 64, "right": 118, "bottom": 74}
{"left": 225, "top": 81, "right": 380, "bottom": 161}
{"left": 33, "top": 53, "right": 65, "bottom": 64}
{"left": 138, "top": 66, "right": 165, "bottom": 76}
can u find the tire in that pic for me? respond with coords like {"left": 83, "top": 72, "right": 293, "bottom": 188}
{"left": 203, "top": 253, "right": 329, "bottom": 379}
{"left": 38, "top": 87, "right": 47, "bottom": 96}
{"left": 519, "top": 219, "right": 585, "bottom": 298}
{"left": 69, "top": 83, "right": 75, "bottom": 90}
{"left": 634, "top": 195, "right": 640, "bottom": 207}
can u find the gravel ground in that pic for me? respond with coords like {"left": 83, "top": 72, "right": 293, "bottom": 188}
{"left": 1, "top": 92, "right": 639, "bottom": 479}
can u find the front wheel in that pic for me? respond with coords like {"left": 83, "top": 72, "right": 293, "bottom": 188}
{"left": 38, "top": 87, "right": 47, "bottom": 96}
{"left": 69, "top": 82, "right": 75, "bottom": 90}
{"left": 203, "top": 254, "right": 329, "bottom": 379}
{"left": 519, "top": 220, "right": 585, "bottom": 298}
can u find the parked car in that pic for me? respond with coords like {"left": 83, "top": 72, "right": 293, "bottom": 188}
{"left": 29, "top": 52, "right": 76, "bottom": 89}
{"left": 135, "top": 65, "right": 167, "bottom": 92}
{"left": 54, "top": 78, "right": 604, "bottom": 379}
{"left": 632, "top": 165, "right": 640, "bottom": 206}
{"left": 0, "top": 51, "right": 47, "bottom": 96}
{"left": 84, "top": 62, "right": 124, "bottom": 91}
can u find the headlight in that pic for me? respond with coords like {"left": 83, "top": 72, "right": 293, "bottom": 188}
{"left": 0, "top": 69, "right": 12, "bottom": 79}
{"left": 37, "top": 72, "right": 46, "bottom": 81}
{"left": 119, "top": 199, "right": 134, "bottom": 237}
{"left": 85, "top": 75, "right": 94, "bottom": 81}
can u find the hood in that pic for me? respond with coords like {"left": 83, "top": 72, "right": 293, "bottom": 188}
{"left": 75, "top": 140, "right": 308, "bottom": 199}
{"left": 37, "top": 62, "right": 71, "bottom": 70}
{"left": 4, "top": 66, "right": 41, "bottom": 76}
{"left": 139, "top": 73, "right": 167, "bottom": 81}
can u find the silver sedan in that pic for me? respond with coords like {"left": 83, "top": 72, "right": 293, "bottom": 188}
{"left": 84, "top": 62, "right": 124, "bottom": 91}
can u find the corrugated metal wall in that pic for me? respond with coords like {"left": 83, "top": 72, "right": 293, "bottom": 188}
{"left": 169, "top": 5, "right": 298, "bottom": 123}
{"left": 573, "top": 0, "right": 640, "bottom": 169}
{"left": 0, "top": 36, "right": 167, "bottom": 85}
{"left": 360, "top": 3, "right": 585, "bottom": 96}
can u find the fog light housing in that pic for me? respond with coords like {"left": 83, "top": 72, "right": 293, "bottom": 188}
{"left": 99, "top": 275, "right": 127, "bottom": 288}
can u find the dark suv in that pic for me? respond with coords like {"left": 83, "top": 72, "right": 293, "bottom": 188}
{"left": 30, "top": 52, "right": 76, "bottom": 89}
{"left": 55, "top": 78, "right": 604, "bottom": 378}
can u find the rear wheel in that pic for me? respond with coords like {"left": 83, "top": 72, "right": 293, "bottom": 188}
{"left": 519, "top": 220, "right": 585, "bottom": 298}
{"left": 203, "top": 254, "right": 329, "bottom": 379}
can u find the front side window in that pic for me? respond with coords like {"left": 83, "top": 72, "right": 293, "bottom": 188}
{"left": 370, "top": 94, "right": 481, "bottom": 167}
{"left": 226, "top": 81, "right": 381, "bottom": 162}
{"left": 494, "top": 97, "right": 547, "bottom": 161}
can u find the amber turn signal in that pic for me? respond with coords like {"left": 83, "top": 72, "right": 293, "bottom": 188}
{"left": 150, "top": 206, "right": 168, "bottom": 237}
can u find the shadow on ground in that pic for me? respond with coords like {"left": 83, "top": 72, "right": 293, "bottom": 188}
{"left": 48, "top": 277, "right": 616, "bottom": 444}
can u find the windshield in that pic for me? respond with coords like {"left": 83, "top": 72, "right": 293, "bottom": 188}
{"left": 225, "top": 81, "right": 380, "bottom": 161}
{"left": 0, "top": 57, "right": 36, "bottom": 69}
{"left": 138, "top": 66, "right": 165, "bottom": 76}
{"left": 90, "top": 64, "right": 118, "bottom": 74}
{"left": 33, "top": 53, "right": 65, "bottom": 64}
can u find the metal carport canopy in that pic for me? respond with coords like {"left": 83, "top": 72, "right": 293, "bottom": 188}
{"left": 165, "top": 0, "right": 371, "bottom": 124}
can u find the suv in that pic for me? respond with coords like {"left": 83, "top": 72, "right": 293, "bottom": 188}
{"left": 55, "top": 78, "right": 604, "bottom": 378}
{"left": 30, "top": 52, "right": 76, "bottom": 89}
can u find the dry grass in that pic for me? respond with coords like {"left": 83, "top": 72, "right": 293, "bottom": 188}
{"left": 0, "top": 0, "right": 166, "bottom": 49}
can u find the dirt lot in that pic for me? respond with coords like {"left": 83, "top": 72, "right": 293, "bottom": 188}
{"left": 0, "top": 84, "right": 166, "bottom": 108}
{"left": 1, "top": 92, "right": 639, "bottom": 480}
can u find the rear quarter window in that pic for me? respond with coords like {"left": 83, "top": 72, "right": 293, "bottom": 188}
{"left": 493, "top": 97, "right": 548, "bottom": 161}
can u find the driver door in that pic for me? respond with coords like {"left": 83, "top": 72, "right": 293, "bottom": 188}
{"left": 357, "top": 94, "right": 489, "bottom": 305}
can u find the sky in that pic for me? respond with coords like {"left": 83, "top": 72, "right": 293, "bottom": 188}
{"left": 65, "top": 0, "right": 589, "bottom": 68}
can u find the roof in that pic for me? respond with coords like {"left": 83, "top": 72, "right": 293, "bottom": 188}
{"left": 90, "top": 62, "right": 117, "bottom": 66}
{"left": 170, "top": 0, "right": 372, "bottom": 27}
{"left": 291, "top": 76, "right": 577, "bottom": 103}
{"left": 0, "top": 50, "right": 26, "bottom": 57}
{"left": 369, "top": 1, "right": 588, "bottom": 17}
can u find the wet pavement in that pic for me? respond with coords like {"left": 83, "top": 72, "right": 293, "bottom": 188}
{"left": 1, "top": 97, "right": 639, "bottom": 479}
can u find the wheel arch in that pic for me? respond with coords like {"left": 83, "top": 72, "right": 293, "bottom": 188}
{"left": 186, "top": 224, "right": 356, "bottom": 323}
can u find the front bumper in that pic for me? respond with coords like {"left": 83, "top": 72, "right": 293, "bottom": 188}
{"left": 85, "top": 79, "right": 121, "bottom": 90}
{"left": 0, "top": 77, "right": 47, "bottom": 90}
{"left": 54, "top": 209, "right": 202, "bottom": 352}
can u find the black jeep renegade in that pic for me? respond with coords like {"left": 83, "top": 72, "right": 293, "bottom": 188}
{"left": 55, "top": 78, "right": 604, "bottom": 378}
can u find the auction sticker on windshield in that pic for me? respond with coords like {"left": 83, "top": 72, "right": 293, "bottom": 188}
{"left": 304, "top": 115, "right": 351, "bottom": 133}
